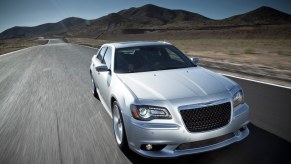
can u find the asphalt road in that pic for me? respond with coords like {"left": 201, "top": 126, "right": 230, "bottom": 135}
{"left": 0, "top": 39, "right": 290, "bottom": 164}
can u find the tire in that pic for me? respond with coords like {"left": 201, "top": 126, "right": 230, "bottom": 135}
{"left": 90, "top": 74, "right": 99, "bottom": 99}
{"left": 112, "top": 101, "right": 128, "bottom": 151}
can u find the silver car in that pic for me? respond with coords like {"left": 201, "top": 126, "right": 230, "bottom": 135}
{"left": 90, "top": 41, "right": 249, "bottom": 158}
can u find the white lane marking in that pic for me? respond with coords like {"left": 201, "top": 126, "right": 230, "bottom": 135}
{"left": 221, "top": 73, "right": 291, "bottom": 90}
{"left": 72, "top": 43, "right": 98, "bottom": 50}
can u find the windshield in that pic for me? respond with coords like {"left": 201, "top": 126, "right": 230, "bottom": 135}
{"left": 114, "top": 45, "right": 194, "bottom": 73}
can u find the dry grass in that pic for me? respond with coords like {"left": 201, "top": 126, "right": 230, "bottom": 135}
{"left": 169, "top": 39, "right": 291, "bottom": 54}
{"left": 244, "top": 48, "right": 254, "bottom": 54}
{"left": 0, "top": 38, "right": 47, "bottom": 55}
{"left": 168, "top": 39, "right": 291, "bottom": 70}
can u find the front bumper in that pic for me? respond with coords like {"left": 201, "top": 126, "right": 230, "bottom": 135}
{"left": 125, "top": 103, "right": 249, "bottom": 158}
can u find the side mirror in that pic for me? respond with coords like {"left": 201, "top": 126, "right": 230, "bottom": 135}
{"left": 190, "top": 57, "right": 199, "bottom": 65}
{"left": 95, "top": 65, "right": 110, "bottom": 73}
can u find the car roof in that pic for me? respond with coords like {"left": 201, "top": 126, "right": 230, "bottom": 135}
{"left": 104, "top": 41, "right": 171, "bottom": 49}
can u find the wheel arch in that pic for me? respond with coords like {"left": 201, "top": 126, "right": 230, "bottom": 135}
{"left": 111, "top": 96, "right": 117, "bottom": 111}
{"left": 110, "top": 94, "right": 127, "bottom": 116}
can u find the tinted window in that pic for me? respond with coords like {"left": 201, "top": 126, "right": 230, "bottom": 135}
{"left": 97, "top": 47, "right": 107, "bottom": 61}
{"left": 103, "top": 47, "right": 112, "bottom": 69}
{"left": 114, "top": 45, "right": 194, "bottom": 73}
{"left": 166, "top": 48, "right": 184, "bottom": 62}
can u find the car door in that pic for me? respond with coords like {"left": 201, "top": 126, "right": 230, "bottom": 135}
{"left": 96, "top": 46, "right": 113, "bottom": 107}
{"left": 92, "top": 46, "right": 107, "bottom": 87}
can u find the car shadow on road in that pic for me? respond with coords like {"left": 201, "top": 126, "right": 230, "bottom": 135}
{"left": 122, "top": 124, "right": 291, "bottom": 164}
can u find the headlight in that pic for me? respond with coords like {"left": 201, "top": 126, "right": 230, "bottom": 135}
{"left": 233, "top": 90, "right": 244, "bottom": 107}
{"left": 131, "top": 105, "right": 172, "bottom": 121}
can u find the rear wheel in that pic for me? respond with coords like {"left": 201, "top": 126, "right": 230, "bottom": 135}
{"left": 112, "top": 101, "right": 128, "bottom": 151}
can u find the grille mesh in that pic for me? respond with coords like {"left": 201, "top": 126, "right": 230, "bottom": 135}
{"left": 180, "top": 102, "right": 231, "bottom": 132}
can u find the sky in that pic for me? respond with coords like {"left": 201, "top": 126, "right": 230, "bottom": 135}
{"left": 0, "top": 0, "right": 291, "bottom": 33}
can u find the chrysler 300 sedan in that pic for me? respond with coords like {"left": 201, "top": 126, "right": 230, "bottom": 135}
{"left": 89, "top": 41, "right": 249, "bottom": 158}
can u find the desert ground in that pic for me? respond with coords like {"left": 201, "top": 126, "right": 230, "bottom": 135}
{"left": 0, "top": 38, "right": 47, "bottom": 55}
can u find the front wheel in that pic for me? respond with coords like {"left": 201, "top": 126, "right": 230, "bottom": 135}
{"left": 91, "top": 74, "right": 99, "bottom": 99}
{"left": 112, "top": 101, "right": 128, "bottom": 151}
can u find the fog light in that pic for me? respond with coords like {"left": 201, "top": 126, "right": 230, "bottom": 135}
{"left": 239, "top": 125, "right": 247, "bottom": 132}
{"left": 145, "top": 144, "right": 152, "bottom": 150}
{"left": 140, "top": 144, "right": 167, "bottom": 151}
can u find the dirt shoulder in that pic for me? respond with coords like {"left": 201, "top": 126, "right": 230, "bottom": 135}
{"left": 0, "top": 38, "right": 48, "bottom": 55}
{"left": 68, "top": 37, "right": 291, "bottom": 87}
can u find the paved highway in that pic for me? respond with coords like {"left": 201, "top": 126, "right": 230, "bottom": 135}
{"left": 0, "top": 39, "right": 290, "bottom": 164}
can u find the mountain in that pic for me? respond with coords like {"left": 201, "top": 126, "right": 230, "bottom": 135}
{"left": 117, "top": 4, "right": 213, "bottom": 26}
{"left": 0, "top": 17, "right": 87, "bottom": 39}
{"left": 1, "top": 4, "right": 291, "bottom": 39}
{"left": 221, "top": 6, "right": 291, "bottom": 25}
{"left": 66, "top": 4, "right": 213, "bottom": 38}
{"left": 65, "top": 13, "right": 138, "bottom": 38}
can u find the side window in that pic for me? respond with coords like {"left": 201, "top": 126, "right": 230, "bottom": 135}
{"left": 97, "top": 47, "right": 107, "bottom": 62}
{"left": 103, "top": 47, "right": 112, "bottom": 69}
{"left": 166, "top": 48, "right": 184, "bottom": 63}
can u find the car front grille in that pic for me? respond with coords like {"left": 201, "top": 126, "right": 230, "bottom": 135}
{"left": 180, "top": 102, "right": 231, "bottom": 132}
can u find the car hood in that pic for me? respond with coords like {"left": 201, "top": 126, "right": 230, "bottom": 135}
{"left": 117, "top": 67, "right": 236, "bottom": 100}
